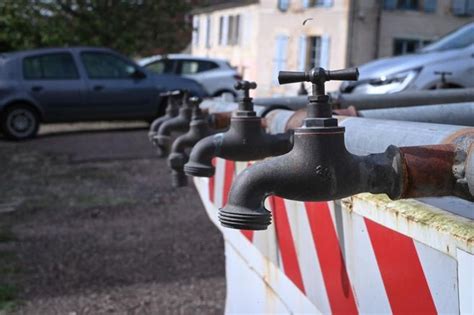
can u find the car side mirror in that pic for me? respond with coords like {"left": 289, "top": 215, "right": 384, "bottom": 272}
{"left": 131, "top": 69, "right": 146, "bottom": 79}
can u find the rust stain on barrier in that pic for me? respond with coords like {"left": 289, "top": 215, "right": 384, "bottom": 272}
{"left": 355, "top": 193, "right": 474, "bottom": 248}
{"left": 442, "top": 127, "right": 474, "bottom": 149}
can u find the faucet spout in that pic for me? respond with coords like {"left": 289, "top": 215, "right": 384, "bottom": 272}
{"left": 155, "top": 107, "right": 192, "bottom": 156}
{"left": 219, "top": 127, "right": 402, "bottom": 230}
{"left": 184, "top": 80, "right": 293, "bottom": 178}
{"left": 184, "top": 117, "right": 293, "bottom": 177}
{"left": 168, "top": 120, "right": 215, "bottom": 186}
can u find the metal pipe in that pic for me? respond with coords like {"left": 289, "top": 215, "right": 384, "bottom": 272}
{"left": 252, "top": 89, "right": 474, "bottom": 112}
{"left": 358, "top": 102, "right": 474, "bottom": 126}
{"left": 218, "top": 68, "right": 474, "bottom": 231}
{"left": 335, "top": 88, "right": 474, "bottom": 110}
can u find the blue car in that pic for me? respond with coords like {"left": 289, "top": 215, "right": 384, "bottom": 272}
{"left": 0, "top": 47, "right": 208, "bottom": 140}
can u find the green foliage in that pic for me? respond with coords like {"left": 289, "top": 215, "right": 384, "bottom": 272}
{"left": 0, "top": 0, "right": 195, "bottom": 56}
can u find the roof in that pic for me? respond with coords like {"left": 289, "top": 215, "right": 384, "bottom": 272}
{"left": 138, "top": 54, "right": 229, "bottom": 66}
{"left": 1, "top": 46, "right": 119, "bottom": 58}
{"left": 191, "top": 0, "right": 258, "bottom": 14}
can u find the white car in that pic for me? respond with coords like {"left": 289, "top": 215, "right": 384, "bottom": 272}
{"left": 139, "top": 54, "right": 242, "bottom": 97}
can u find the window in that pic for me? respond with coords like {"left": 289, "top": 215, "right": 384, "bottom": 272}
{"left": 144, "top": 59, "right": 176, "bottom": 74}
{"left": 384, "top": 0, "right": 438, "bottom": 11}
{"left": 452, "top": 0, "right": 474, "bottom": 16}
{"left": 227, "top": 16, "right": 234, "bottom": 45}
{"left": 81, "top": 52, "right": 136, "bottom": 79}
{"left": 278, "top": 0, "right": 290, "bottom": 11}
{"left": 393, "top": 38, "right": 432, "bottom": 55}
{"left": 177, "top": 60, "right": 218, "bottom": 75}
{"left": 225, "top": 15, "right": 241, "bottom": 46}
{"left": 298, "top": 35, "right": 330, "bottom": 71}
{"left": 303, "top": 0, "right": 332, "bottom": 8}
{"left": 23, "top": 53, "right": 79, "bottom": 80}
{"left": 308, "top": 36, "right": 322, "bottom": 69}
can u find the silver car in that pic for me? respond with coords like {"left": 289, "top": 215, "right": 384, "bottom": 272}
{"left": 139, "top": 54, "right": 242, "bottom": 97}
{"left": 341, "top": 22, "right": 474, "bottom": 94}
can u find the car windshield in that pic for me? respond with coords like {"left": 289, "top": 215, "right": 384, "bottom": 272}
{"left": 420, "top": 23, "right": 474, "bottom": 53}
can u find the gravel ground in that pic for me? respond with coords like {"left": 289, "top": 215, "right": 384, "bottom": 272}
{"left": 0, "top": 123, "right": 226, "bottom": 314}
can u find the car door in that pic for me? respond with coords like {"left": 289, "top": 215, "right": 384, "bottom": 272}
{"left": 176, "top": 59, "right": 220, "bottom": 94}
{"left": 143, "top": 58, "right": 177, "bottom": 75}
{"left": 80, "top": 51, "right": 157, "bottom": 120}
{"left": 22, "top": 52, "right": 86, "bottom": 121}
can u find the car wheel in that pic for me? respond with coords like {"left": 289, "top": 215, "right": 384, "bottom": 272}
{"left": 0, "top": 105, "right": 40, "bottom": 140}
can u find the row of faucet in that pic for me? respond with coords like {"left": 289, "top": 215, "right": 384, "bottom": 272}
{"left": 148, "top": 67, "right": 474, "bottom": 231}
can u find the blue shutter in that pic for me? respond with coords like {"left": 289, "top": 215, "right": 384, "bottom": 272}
{"left": 384, "top": 0, "right": 397, "bottom": 10}
{"left": 302, "top": 0, "right": 310, "bottom": 9}
{"left": 424, "top": 0, "right": 437, "bottom": 12}
{"left": 452, "top": 0, "right": 467, "bottom": 15}
{"left": 278, "top": 0, "right": 290, "bottom": 11}
{"left": 323, "top": 0, "right": 333, "bottom": 7}
{"left": 222, "top": 16, "right": 229, "bottom": 45}
{"left": 273, "top": 35, "right": 288, "bottom": 84}
{"left": 320, "top": 35, "right": 330, "bottom": 69}
{"left": 298, "top": 35, "right": 307, "bottom": 71}
{"left": 468, "top": 0, "right": 474, "bottom": 14}
{"left": 192, "top": 16, "right": 199, "bottom": 46}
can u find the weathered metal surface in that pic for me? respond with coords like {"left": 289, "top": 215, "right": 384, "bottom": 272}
{"left": 398, "top": 144, "right": 459, "bottom": 199}
{"left": 359, "top": 102, "right": 474, "bottom": 126}
{"left": 336, "top": 88, "right": 474, "bottom": 110}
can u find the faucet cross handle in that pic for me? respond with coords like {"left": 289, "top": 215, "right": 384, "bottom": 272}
{"left": 279, "top": 67, "right": 358, "bottom": 96}
{"left": 234, "top": 80, "right": 257, "bottom": 99}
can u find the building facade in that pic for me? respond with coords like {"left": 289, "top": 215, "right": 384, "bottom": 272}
{"left": 192, "top": 0, "right": 473, "bottom": 96}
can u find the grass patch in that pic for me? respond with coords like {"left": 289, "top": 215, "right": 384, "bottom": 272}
{"left": 0, "top": 284, "right": 17, "bottom": 312}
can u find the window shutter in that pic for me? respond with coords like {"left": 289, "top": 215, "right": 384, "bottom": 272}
{"left": 384, "top": 0, "right": 397, "bottom": 10}
{"left": 242, "top": 13, "right": 252, "bottom": 46}
{"left": 192, "top": 16, "right": 199, "bottom": 46}
{"left": 424, "top": 0, "right": 437, "bottom": 12}
{"left": 222, "top": 16, "right": 229, "bottom": 46}
{"left": 320, "top": 35, "right": 330, "bottom": 69}
{"left": 452, "top": 0, "right": 467, "bottom": 15}
{"left": 468, "top": 0, "right": 474, "bottom": 14}
{"left": 323, "top": 0, "right": 333, "bottom": 7}
{"left": 302, "top": 0, "right": 310, "bottom": 9}
{"left": 298, "top": 35, "right": 307, "bottom": 71}
{"left": 273, "top": 35, "right": 288, "bottom": 84}
{"left": 205, "top": 16, "right": 211, "bottom": 48}
{"left": 278, "top": 0, "right": 290, "bottom": 11}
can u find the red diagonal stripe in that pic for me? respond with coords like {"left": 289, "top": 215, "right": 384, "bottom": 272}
{"left": 271, "top": 197, "right": 305, "bottom": 293}
{"left": 305, "top": 202, "right": 358, "bottom": 315}
{"left": 222, "top": 160, "right": 235, "bottom": 205}
{"left": 365, "top": 218, "right": 437, "bottom": 315}
{"left": 208, "top": 158, "right": 216, "bottom": 203}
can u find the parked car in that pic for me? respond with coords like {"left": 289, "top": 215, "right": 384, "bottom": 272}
{"left": 340, "top": 22, "right": 474, "bottom": 94}
{"left": 139, "top": 54, "right": 242, "bottom": 97}
{"left": 0, "top": 47, "right": 207, "bottom": 140}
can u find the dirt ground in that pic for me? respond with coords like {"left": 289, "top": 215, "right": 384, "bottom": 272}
{"left": 0, "top": 122, "right": 226, "bottom": 315}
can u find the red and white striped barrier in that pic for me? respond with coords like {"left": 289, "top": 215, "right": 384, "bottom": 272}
{"left": 194, "top": 158, "right": 474, "bottom": 314}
